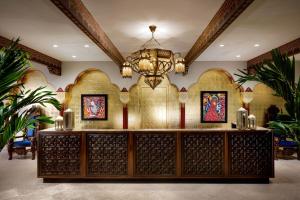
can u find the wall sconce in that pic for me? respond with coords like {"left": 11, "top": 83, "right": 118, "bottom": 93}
{"left": 120, "top": 88, "right": 130, "bottom": 105}
{"left": 179, "top": 87, "right": 188, "bottom": 104}
{"left": 56, "top": 87, "right": 66, "bottom": 116}
{"left": 241, "top": 87, "right": 253, "bottom": 113}
{"left": 56, "top": 87, "right": 65, "bottom": 103}
{"left": 120, "top": 88, "right": 130, "bottom": 129}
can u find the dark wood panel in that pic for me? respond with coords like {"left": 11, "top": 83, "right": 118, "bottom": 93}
{"left": 228, "top": 132, "right": 273, "bottom": 177}
{"left": 87, "top": 133, "right": 128, "bottom": 176}
{"left": 37, "top": 129, "right": 274, "bottom": 181}
{"left": 38, "top": 133, "right": 81, "bottom": 176}
{"left": 182, "top": 132, "right": 225, "bottom": 176}
{"left": 133, "top": 133, "right": 177, "bottom": 176}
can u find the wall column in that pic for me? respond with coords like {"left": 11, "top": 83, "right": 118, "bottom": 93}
{"left": 120, "top": 88, "right": 130, "bottom": 129}
{"left": 179, "top": 87, "right": 188, "bottom": 129}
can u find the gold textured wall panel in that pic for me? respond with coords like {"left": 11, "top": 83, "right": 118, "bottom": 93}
{"left": 22, "top": 70, "right": 60, "bottom": 128}
{"left": 128, "top": 76, "right": 179, "bottom": 129}
{"left": 251, "top": 83, "right": 286, "bottom": 126}
{"left": 65, "top": 69, "right": 123, "bottom": 129}
{"left": 186, "top": 69, "right": 242, "bottom": 128}
{"left": 23, "top": 68, "right": 288, "bottom": 130}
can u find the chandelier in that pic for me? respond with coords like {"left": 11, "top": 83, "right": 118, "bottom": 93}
{"left": 122, "top": 25, "right": 185, "bottom": 89}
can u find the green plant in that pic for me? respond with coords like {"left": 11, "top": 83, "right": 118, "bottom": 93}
{"left": 0, "top": 39, "right": 61, "bottom": 149}
{"left": 235, "top": 49, "right": 300, "bottom": 141}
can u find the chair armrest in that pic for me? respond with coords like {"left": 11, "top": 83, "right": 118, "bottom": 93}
{"left": 14, "top": 135, "right": 25, "bottom": 139}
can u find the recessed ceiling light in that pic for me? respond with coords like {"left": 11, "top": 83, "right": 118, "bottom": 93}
{"left": 219, "top": 44, "right": 225, "bottom": 47}
{"left": 84, "top": 44, "right": 90, "bottom": 48}
{"left": 72, "top": 55, "right": 77, "bottom": 58}
{"left": 254, "top": 44, "right": 260, "bottom": 47}
{"left": 236, "top": 55, "right": 241, "bottom": 58}
{"left": 52, "top": 44, "right": 59, "bottom": 48}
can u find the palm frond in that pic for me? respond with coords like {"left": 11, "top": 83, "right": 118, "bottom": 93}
{"left": 235, "top": 49, "right": 297, "bottom": 119}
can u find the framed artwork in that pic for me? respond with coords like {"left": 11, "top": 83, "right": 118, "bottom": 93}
{"left": 81, "top": 94, "right": 108, "bottom": 120}
{"left": 201, "top": 91, "right": 227, "bottom": 123}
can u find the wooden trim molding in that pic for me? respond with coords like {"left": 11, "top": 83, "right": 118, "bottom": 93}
{"left": 184, "top": 0, "right": 254, "bottom": 70}
{"left": 50, "top": 0, "right": 125, "bottom": 69}
{"left": 247, "top": 37, "right": 300, "bottom": 69}
{"left": 0, "top": 36, "right": 62, "bottom": 75}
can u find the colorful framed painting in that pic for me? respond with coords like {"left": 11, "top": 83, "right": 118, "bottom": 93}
{"left": 81, "top": 94, "right": 108, "bottom": 120}
{"left": 201, "top": 91, "right": 227, "bottom": 123}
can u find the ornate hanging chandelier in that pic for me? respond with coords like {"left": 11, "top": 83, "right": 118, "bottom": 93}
{"left": 121, "top": 25, "right": 185, "bottom": 89}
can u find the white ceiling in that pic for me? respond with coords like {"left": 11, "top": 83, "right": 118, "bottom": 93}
{"left": 197, "top": 0, "right": 300, "bottom": 61}
{"left": 82, "top": 0, "right": 224, "bottom": 56}
{"left": 0, "top": 0, "right": 111, "bottom": 61}
{"left": 0, "top": 0, "right": 299, "bottom": 62}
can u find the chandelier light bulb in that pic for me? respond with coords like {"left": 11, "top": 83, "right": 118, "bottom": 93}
{"left": 122, "top": 61, "right": 133, "bottom": 78}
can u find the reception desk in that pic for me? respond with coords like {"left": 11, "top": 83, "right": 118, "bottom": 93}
{"left": 37, "top": 128, "right": 274, "bottom": 181}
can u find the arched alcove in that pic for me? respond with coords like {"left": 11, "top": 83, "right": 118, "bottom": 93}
{"left": 65, "top": 68, "right": 123, "bottom": 129}
{"left": 186, "top": 69, "right": 243, "bottom": 128}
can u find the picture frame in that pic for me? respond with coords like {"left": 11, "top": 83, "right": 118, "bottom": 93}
{"left": 81, "top": 94, "right": 108, "bottom": 120}
{"left": 200, "top": 91, "right": 227, "bottom": 123}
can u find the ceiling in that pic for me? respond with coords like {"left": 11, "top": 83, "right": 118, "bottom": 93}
{"left": 0, "top": 0, "right": 111, "bottom": 61}
{"left": 0, "top": 0, "right": 299, "bottom": 62}
{"left": 81, "top": 0, "right": 224, "bottom": 56}
{"left": 196, "top": 0, "right": 300, "bottom": 61}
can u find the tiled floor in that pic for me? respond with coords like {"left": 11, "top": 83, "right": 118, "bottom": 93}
{"left": 0, "top": 149, "right": 299, "bottom": 200}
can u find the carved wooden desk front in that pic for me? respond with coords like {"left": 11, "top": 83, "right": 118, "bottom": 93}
{"left": 37, "top": 128, "right": 274, "bottom": 182}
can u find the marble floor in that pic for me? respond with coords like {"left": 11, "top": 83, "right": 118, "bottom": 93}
{"left": 0, "top": 149, "right": 300, "bottom": 200}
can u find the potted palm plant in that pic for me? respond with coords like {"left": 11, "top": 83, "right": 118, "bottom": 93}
{"left": 235, "top": 49, "right": 300, "bottom": 159}
{"left": 0, "top": 39, "right": 61, "bottom": 150}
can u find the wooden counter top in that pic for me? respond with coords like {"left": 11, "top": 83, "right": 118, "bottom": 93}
{"left": 39, "top": 127, "right": 270, "bottom": 133}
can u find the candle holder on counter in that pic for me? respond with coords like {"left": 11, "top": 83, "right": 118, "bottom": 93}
{"left": 63, "top": 108, "right": 74, "bottom": 130}
{"left": 54, "top": 116, "right": 63, "bottom": 131}
{"left": 236, "top": 107, "right": 248, "bottom": 130}
{"left": 248, "top": 114, "right": 257, "bottom": 130}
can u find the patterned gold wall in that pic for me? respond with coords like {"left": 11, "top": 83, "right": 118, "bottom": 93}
{"left": 22, "top": 70, "right": 60, "bottom": 128}
{"left": 23, "top": 68, "right": 288, "bottom": 130}
{"left": 251, "top": 83, "right": 286, "bottom": 126}
{"left": 65, "top": 69, "right": 123, "bottom": 129}
{"left": 128, "top": 76, "right": 179, "bottom": 129}
{"left": 186, "top": 69, "right": 243, "bottom": 128}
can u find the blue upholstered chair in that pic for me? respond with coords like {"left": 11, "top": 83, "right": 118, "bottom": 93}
{"left": 274, "top": 128, "right": 299, "bottom": 160}
{"left": 7, "top": 128, "right": 37, "bottom": 160}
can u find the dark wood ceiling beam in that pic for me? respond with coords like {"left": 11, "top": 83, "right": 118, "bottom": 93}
{"left": 247, "top": 37, "right": 300, "bottom": 67}
{"left": 0, "top": 36, "right": 62, "bottom": 75}
{"left": 50, "top": 0, "right": 125, "bottom": 69}
{"left": 184, "top": 0, "right": 254, "bottom": 69}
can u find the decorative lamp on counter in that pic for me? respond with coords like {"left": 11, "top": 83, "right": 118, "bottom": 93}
{"left": 248, "top": 114, "right": 257, "bottom": 130}
{"left": 121, "top": 25, "right": 186, "bottom": 90}
{"left": 63, "top": 108, "right": 74, "bottom": 130}
{"left": 54, "top": 116, "right": 63, "bottom": 131}
{"left": 236, "top": 107, "right": 248, "bottom": 130}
